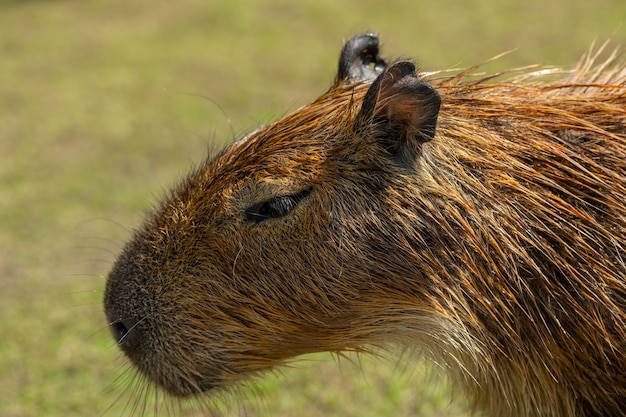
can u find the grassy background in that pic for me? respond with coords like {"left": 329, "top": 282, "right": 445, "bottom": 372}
{"left": 1, "top": 1, "right": 624, "bottom": 416}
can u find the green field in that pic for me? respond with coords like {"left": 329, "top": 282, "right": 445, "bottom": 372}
{"left": 1, "top": 1, "right": 624, "bottom": 416}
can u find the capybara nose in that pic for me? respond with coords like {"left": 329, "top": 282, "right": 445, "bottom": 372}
{"left": 109, "top": 317, "right": 141, "bottom": 350}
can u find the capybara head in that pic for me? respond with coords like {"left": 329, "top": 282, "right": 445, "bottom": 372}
{"left": 104, "top": 34, "right": 626, "bottom": 417}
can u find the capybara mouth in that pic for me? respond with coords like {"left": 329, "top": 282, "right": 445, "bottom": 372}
{"left": 106, "top": 309, "right": 223, "bottom": 396}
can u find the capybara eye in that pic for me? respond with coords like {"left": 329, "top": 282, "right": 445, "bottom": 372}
{"left": 245, "top": 188, "right": 312, "bottom": 223}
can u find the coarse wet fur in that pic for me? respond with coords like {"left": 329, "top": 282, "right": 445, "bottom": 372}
{"left": 104, "top": 34, "right": 626, "bottom": 417}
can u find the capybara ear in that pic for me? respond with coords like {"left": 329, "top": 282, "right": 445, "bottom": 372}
{"left": 355, "top": 61, "right": 441, "bottom": 166}
{"left": 336, "top": 33, "right": 387, "bottom": 84}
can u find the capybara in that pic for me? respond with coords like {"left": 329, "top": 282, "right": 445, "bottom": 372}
{"left": 104, "top": 34, "right": 626, "bottom": 417}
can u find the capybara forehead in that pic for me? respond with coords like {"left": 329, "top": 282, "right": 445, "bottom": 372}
{"left": 193, "top": 83, "right": 371, "bottom": 186}
{"left": 232, "top": 83, "right": 368, "bottom": 155}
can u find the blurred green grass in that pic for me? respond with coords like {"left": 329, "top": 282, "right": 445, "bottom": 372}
{"left": 1, "top": 0, "right": 624, "bottom": 416}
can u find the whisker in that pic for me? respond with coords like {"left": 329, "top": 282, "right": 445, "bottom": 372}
{"left": 232, "top": 245, "right": 244, "bottom": 278}
{"left": 71, "top": 245, "right": 121, "bottom": 257}
{"left": 172, "top": 91, "right": 237, "bottom": 142}
{"left": 68, "top": 272, "right": 105, "bottom": 280}
{"left": 73, "top": 217, "right": 134, "bottom": 234}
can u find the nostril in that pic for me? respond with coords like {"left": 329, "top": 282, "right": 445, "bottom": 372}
{"left": 110, "top": 318, "right": 140, "bottom": 349}
{"left": 111, "top": 321, "right": 128, "bottom": 343}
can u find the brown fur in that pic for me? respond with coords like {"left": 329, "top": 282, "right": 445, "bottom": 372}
{"left": 105, "top": 35, "right": 626, "bottom": 417}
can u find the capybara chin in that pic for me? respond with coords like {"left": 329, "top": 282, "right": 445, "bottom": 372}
{"left": 104, "top": 33, "right": 626, "bottom": 417}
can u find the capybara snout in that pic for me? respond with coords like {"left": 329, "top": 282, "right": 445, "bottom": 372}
{"left": 105, "top": 34, "right": 626, "bottom": 417}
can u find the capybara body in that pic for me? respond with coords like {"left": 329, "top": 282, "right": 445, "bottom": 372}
{"left": 104, "top": 34, "right": 626, "bottom": 417}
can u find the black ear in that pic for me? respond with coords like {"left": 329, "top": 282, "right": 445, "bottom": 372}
{"left": 336, "top": 34, "right": 387, "bottom": 84}
{"left": 355, "top": 61, "right": 441, "bottom": 166}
